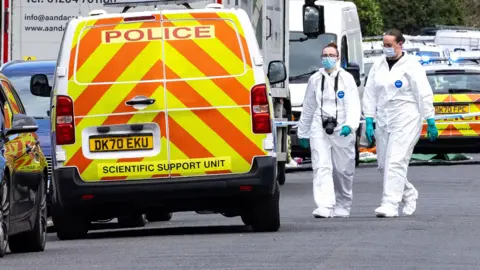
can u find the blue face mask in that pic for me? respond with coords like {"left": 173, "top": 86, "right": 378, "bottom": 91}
{"left": 322, "top": 57, "right": 337, "bottom": 70}
{"left": 383, "top": 47, "right": 396, "bottom": 57}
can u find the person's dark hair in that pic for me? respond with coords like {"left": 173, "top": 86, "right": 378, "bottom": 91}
{"left": 384, "top": 29, "right": 405, "bottom": 44}
{"left": 323, "top": 42, "right": 339, "bottom": 55}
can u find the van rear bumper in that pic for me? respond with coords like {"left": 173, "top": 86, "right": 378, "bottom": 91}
{"left": 52, "top": 156, "right": 277, "bottom": 219}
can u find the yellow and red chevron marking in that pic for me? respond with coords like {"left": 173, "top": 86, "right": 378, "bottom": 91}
{"left": 1, "top": 81, "right": 20, "bottom": 114}
{"left": 62, "top": 11, "right": 266, "bottom": 182}
{"left": 3, "top": 104, "right": 11, "bottom": 129}
{"left": 421, "top": 94, "right": 480, "bottom": 137}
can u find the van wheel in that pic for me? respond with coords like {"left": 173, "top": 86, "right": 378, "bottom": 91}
{"left": 240, "top": 214, "right": 252, "bottom": 226}
{"left": 146, "top": 212, "right": 172, "bottom": 222}
{"left": 53, "top": 207, "right": 89, "bottom": 240}
{"left": 250, "top": 183, "right": 280, "bottom": 232}
{"left": 277, "top": 162, "right": 286, "bottom": 185}
{"left": 118, "top": 214, "right": 147, "bottom": 228}
{"left": 9, "top": 175, "right": 47, "bottom": 253}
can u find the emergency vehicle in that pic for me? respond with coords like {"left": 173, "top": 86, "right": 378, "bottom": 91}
{"left": 414, "top": 53, "right": 480, "bottom": 154}
{"left": 29, "top": 0, "right": 317, "bottom": 240}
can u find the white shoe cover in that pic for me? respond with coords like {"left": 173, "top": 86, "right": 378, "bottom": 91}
{"left": 312, "top": 208, "right": 333, "bottom": 218}
{"left": 333, "top": 207, "right": 350, "bottom": 217}
{"left": 375, "top": 205, "right": 399, "bottom": 218}
{"left": 402, "top": 188, "right": 418, "bottom": 216}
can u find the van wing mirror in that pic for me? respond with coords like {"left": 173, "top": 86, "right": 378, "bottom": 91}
{"left": 30, "top": 74, "right": 51, "bottom": 97}
{"left": 345, "top": 62, "right": 361, "bottom": 87}
{"left": 302, "top": 2, "right": 325, "bottom": 38}
{"left": 267, "top": 61, "right": 287, "bottom": 85}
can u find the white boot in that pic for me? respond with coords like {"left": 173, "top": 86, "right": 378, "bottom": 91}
{"left": 374, "top": 205, "right": 399, "bottom": 218}
{"left": 333, "top": 207, "right": 350, "bottom": 218}
{"left": 402, "top": 188, "right": 418, "bottom": 216}
{"left": 312, "top": 208, "right": 333, "bottom": 218}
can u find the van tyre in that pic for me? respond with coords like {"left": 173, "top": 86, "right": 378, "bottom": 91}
{"left": 9, "top": 175, "right": 47, "bottom": 253}
{"left": 52, "top": 207, "right": 89, "bottom": 240}
{"left": 118, "top": 214, "right": 147, "bottom": 228}
{"left": 146, "top": 212, "right": 172, "bottom": 222}
{"left": 250, "top": 183, "right": 280, "bottom": 232}
{"left": 277, "top": 161, "right": 286, "bottom": 185}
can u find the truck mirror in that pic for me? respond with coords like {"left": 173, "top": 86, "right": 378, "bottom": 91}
{"left": 302, "top": 4, "right": 325, "bottom": 38}
{"left": 267, "top": 61, "right": 287, "bottom": 85}
{"left": 30, "top": 74, "right": 51, "bottom": 97}
{"left": 345, "top": 62, "right": 361, "bottom": 87}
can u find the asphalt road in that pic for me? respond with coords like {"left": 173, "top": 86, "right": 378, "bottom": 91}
{"left": 3, "top": 164, "right": 480, "bottom": 269}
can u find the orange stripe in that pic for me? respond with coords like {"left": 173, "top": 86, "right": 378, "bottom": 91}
{"left": 165, "top": 67, "right": 264, "bottom": 163}
{"left": 187, "top": 13, "right": 251, "bottom": 67}
{"left": 168, "top": 116, "right": 213, "bottom": 159}
{"left": 164, "top": 27, "right": 250, "bottom": 107}
{"left": 73, "top": 42, "right": 153, "bottom": 117}
{"left": 206, "top": 170, "right": 231, "bottom": 175}
{"left": 102, "top": 60, "right": 164, "bottom": 125}
{"left": 69, "top": 18, "right": 124, "bottom": 79}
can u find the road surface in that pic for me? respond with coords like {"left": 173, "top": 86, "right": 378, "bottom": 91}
{"left": 3, "top": 164, "right": 480, "bottom": 269}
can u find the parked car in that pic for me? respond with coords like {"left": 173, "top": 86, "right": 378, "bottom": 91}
{"left": 0, "top": 60, "right": 55, "bottom": 215}
{"left": 0, "top": 73, "right": 48, "bottom": 256}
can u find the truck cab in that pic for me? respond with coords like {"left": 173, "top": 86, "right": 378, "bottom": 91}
{"left": 288, "top": 0, "right": 364, "bottom": 163}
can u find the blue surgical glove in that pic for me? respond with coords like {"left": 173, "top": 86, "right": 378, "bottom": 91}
{"left": 299, "top": 138, "right": 310, "bottom": 149}
{"left": 340, "top": 126, "right": 351, "bottom": 137}
{"left": 426, "top": 118, "right": 438, "bottom": 142}
{"left": 365, "top": 117, "right": 375, "bottom": 144}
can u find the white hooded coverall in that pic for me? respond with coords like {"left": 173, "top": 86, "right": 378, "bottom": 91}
{"left": 297, "top": 68, "right": 361, "bottom": 215}
{"left": 363, "top": 54, "right": 435, "bottom": 212}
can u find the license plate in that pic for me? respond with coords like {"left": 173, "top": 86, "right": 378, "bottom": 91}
{"left": 435, "top": 105, "right": 469, "bottom": 114}
{"left": 89, "top": 134, "right": 154, "bottom": 153}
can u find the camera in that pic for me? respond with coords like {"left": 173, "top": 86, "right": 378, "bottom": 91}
{"left": 322, "top": 116, "right": 337, "bottom": 135}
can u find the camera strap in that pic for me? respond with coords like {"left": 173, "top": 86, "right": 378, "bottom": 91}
{"left": 320, "top": 71, "right": 341, "bottom": 120}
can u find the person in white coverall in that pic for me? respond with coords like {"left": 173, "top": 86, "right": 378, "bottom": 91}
{"left": 297, "top": 42, "right": 361, "bottom": 218}
{"left": 363, "top": 29, "right": 439, "bottom": 218}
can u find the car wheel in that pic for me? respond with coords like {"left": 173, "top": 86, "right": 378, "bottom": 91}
{"left": 118, "top": 214, "right": 147, "bottom": 228}
{"left": 0, "top": 175, "right": 9, "bottom": 257}
{"left": 249, "top": 183, "right": 280, "bottom": 232}
{"left": 146, "top": 212, "right": 172, "bottom": 222}
{"left": 277, "top": 161, "right": 286, "bottom": 186}
{"left": 9, "top": 175, "right": 47, "bottom": 253}
{"left": 52, "top": 206, "right": 89, "bottom": 240}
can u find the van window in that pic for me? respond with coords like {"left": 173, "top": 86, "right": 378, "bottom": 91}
{"left": 340, "top": 35, "right": 348, "bottom": 68}
{"left": 73, "top": 16, "right": 248, "bottom": 84}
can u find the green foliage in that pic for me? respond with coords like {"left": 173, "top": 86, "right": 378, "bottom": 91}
{"left": 350, "top": 0, "right": 470, "bottom": 35}
{"left": 348, "top": 0, "right": 384, "bottom": 36}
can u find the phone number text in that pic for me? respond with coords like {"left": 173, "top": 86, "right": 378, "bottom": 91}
{"left": 26, "top": 0, "right": 116, "bottom": 3}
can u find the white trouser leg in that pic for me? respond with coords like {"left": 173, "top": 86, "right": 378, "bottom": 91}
{"left": 330, "top": 133, "right": 356, "bottom": 212}
{"left": 380, "top": 120, "right": 422, "bottom": 209}
{"left": 310, "top": 134, "right": 335, "bottom": 211}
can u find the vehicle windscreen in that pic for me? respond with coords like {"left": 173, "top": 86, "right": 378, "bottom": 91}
{"left": 7, "top": 74, "right": 53, "bottom": 117}
{"left": 427, "top": 73, "right": 480, "bottom": 94}
{"left": 289, "top": 32, "right": 336, "bottom": 82}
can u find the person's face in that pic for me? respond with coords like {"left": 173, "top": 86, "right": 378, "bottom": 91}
{"left": 383, "top": 35, "right": 403, "bottom": 56}
{"left": 321, "top": 47, "right": 338, "bottom": 61}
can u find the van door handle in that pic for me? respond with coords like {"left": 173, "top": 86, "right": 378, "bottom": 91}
{"left": 126, "top": 98, "right": 156, "bottom": 106}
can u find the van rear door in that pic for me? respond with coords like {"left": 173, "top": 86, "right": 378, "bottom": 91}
{"left": 64, "top": 15, "right": 170, "bottom": 182}
{"left": 162, "top": 10, "right": 269, "bottom": 178}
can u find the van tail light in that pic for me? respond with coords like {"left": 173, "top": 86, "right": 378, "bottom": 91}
{"left": 251, "top": 84, "right": 271, "bottom": 134}
{"left": 56, "top": 95, "right": 75, "bottom": 145}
